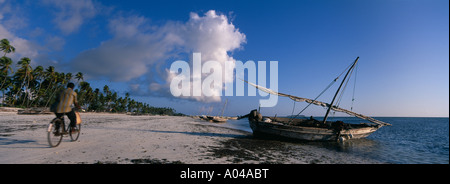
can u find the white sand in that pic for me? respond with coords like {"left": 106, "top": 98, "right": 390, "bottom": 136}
{"left": 0, "top": 112, "right": 380, "bottom": 164}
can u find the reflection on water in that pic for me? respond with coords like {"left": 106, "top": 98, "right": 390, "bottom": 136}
{"left": 309, "top": 138, "right": 381, "bottom": 153}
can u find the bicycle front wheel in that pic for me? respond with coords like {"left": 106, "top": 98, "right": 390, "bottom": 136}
{"left": 47, "top": 119, "right": 63, "bottom": 147}
{"left": 69, "top": 124, "right": 81, "bottom": 141}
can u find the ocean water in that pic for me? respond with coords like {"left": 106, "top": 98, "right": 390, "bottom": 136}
{"left": 224, "top": 117, "right": 449, "bottom": 164}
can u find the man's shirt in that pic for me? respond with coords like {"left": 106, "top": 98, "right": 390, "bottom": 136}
{"left": 56, "top": 88, "right": 78, "bottom": 113}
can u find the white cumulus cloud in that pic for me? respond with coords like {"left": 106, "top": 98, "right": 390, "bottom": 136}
{"left": 72, "top": 10, "right": 246, "bottom": 103}
{"left": 0, "top": 0, "right": 38, "bottom": 62}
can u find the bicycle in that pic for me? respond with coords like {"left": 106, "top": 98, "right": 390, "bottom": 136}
{"left": 47, "top": 111, "right": 81, "bottom": 147}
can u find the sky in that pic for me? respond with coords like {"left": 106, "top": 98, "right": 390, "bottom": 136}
{"left": 0, "top": 0, "right": 448, "bottom": 117}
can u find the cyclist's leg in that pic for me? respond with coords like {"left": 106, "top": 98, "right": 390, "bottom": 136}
{"left": 67, "top": 109, "right": 77, "bottom": 130}
{"left": 54, "top": 113, "right": 64, "bottom": 131}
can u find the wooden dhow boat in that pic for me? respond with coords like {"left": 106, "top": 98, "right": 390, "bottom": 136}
{"left": 200, "top": 115, "right": 228, "bottom": 122}
{"left": 241, "top": 57, "right": 391, "bottom": 142}
{"left": 204, "top": 99, "right": 229, "bottom": 123}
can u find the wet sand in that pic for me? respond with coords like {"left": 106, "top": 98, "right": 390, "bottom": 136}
{"left": 0, "top": 112, "right": 381, "bottom": 164}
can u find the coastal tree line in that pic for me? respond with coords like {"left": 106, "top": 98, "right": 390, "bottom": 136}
{"left": 0, "top": 38, "right": 182, "bottom": 115}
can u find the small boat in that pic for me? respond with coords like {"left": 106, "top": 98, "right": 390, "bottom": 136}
{"left": 199, "top": 115, "right": 227, "bottom": 122}
{"left": 209, "top": 99, "right": 229, "bottom": 123}
{"left": 241, "top": 57, "right": 391, "bottom": 142}
{"left": 211, "top": 116, "right": 227, "bottom": 122}
{"left": 17, "top": 107, "right": 53, "bottom": 115}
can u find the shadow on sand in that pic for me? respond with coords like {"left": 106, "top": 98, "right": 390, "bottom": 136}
{"left": 89, "top": 125, "right": 251, "bottom": 139}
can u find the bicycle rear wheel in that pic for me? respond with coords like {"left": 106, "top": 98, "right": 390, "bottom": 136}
{"left": 47, "top": 118, "right": 63, "bottom": 147}
{"left": 69, "top": 124, "right": 81, "bottom": 141}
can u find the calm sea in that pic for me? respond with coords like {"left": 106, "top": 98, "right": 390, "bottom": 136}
{"left": 224, "top": 117, "right": 449, "bottom": 164}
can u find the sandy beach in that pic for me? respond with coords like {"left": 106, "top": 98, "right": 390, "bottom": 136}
{"left": 0, "top": 112, "right": 380, "bottom": 164}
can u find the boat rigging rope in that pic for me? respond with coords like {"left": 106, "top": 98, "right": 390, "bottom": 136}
{"left": 288, "top": 61, "right": 354, "bottom": 124}
{"left": 335, "top": 66, "right": 354, "bottom": 108}
{"left": 351, "top": 63, "right": 358, "bottom": 111}
{"left": 288, "top": 79, "right": 336, "bottom": 123}
{"left": 336, "top": 62, "right": 358, "bottom": 110}
{"left": 290, "top": 100, "right": 296, "bottom": 117}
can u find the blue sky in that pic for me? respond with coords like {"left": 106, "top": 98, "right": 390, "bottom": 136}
{"left": 1, "top": 0, "right": 448, "bottom": 117}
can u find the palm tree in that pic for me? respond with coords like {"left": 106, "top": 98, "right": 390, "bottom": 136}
{"left": 11, "top": 57, "right": 32, "bottom": 106}
{"left": 103, "top": 85, "right": 110, "bottom": 96}
{"left": 0, "top": 39, "right": 16, "bottom": 57}
{"left": 50, "top": 72, "right": 66, "bottom": 102}
{"left": 88, "top": 88, "right": 100, "bottom": 111}
{"left": 128, "top": 99, "right": 136, "bottom": 112}
{"left": 0, "top": 56, "right": 14, "bottom": 90}
{"left": 65, "top": 72, "right": 73, "bottom": 84}
{"left": 75, "top": 72, "right": 84, "bottom": 85}
{"left": 42, "top": 66, "right": 56, "bottom": 106}
{"left": 0, "top": 56, "right": 13, "bottom": 105}
{"left": 29, "top": 66, "right": 44, "bottom": 107}
{"left": 45, "top": 71, "right": 65, "bottom": 107}
{"left": 102, "top": 85, "right": 111, "bottom": 111}
{"left": 15, "top": 57, "right": 33, "bottom": 106}
{"left": 78, "top": 81, "right": 92, "bottom": 109}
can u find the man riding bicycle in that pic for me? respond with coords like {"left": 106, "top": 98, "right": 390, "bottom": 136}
{"left": 54, "top": 82, "right": 81, "bottom": 135}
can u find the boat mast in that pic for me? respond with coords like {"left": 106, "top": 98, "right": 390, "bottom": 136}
{"left": 322, "top": 57, "right": 359, "bottom": 124}
{"left": 220, "top": 99, "right": 228, "bottom": 117}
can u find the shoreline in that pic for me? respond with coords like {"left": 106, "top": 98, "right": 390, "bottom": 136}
{"left": 0, "top": 112, "right": 381, "bottom": 164}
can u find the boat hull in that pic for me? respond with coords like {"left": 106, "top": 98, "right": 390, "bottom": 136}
{"left": 249, "top": 119, "right": 379, "bottom": 142}
{"left": 212, "top": 116, "right": 227, "bottom": 122}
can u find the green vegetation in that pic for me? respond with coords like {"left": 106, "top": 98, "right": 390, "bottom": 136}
{"left": 0, "top": 38, "right": 182, "bottom": 116}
